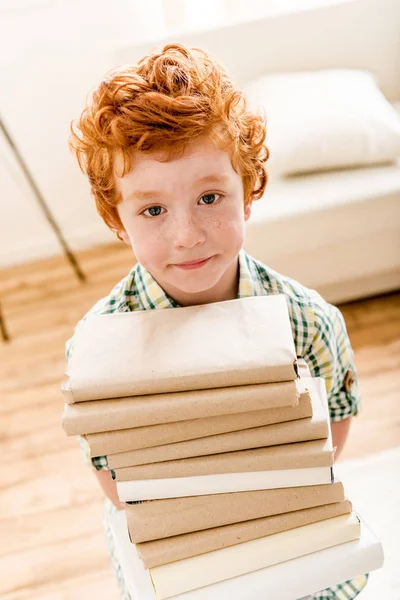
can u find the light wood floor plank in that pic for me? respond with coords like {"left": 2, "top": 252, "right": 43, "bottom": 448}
{"left": 0, "top": 571, "right": 118, "bottom": 600}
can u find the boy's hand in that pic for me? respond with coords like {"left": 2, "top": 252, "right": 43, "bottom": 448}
{"left": 95, "top": 469, "right": 125, "bottom": 510}
{"left": 331, "top": 416, "right": 352, "bottom": 461}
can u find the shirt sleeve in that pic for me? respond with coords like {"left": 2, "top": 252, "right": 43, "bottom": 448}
{"left": 302, "top": 297, "right": 360, "bottom": 422}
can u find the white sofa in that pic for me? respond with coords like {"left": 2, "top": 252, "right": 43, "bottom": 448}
{"left": 245, "top": 153, "right": 400, "bottom": 304}
{"left": 116, "top": 0, "right": 400, "bottom": 303}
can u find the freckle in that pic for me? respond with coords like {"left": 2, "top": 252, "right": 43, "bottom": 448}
{"left": 204, "top": 215, "right": 222, "bottom": 229}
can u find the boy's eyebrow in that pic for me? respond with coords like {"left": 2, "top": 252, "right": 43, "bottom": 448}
{"left": 125, "top": 174, "right": 231, "bottom": 202}
{"left": 194, "top": 173, "right": 231, "bottom": 186}
{"left": 127, "top": 190, "right": 164, "bottom": 202}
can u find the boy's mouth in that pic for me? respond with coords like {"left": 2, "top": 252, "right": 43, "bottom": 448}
{"left": 174, "top": 257, "right": 212, "bottom": 270}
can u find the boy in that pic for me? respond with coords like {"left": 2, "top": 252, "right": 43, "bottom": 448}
{"left": 66, "top": 43, "right": 367, "bottom": 599}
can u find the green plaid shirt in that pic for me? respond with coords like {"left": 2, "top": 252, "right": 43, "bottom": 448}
{"left": 66, "top": 249, "right": 367, "bottom": 600}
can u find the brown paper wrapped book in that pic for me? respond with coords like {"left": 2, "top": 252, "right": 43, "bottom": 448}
{"left": 115, "top": 437, "right": 333, "bottom": 482}
{"left": 62, "top": 295, "right": 297, "bottom": 402}
{"left": 126, "top": 480, "right": 345, "bottom": 542}
{"left": 106, "top": 379, "right": 325, "bottom": 466}
{"left": 108, "top": 415, "right": 328, "bottom": 468}
{"left": 62, "top": 379, "right": 301, "bottom": 437}
{"left": 116, "top": 379, "right": 333, "bottom": 500}
{"left": 137, "top": 500, "right": 352, "bottom": 568}
{"left": 86, "top": 387, "right": 312, "bottom": 456}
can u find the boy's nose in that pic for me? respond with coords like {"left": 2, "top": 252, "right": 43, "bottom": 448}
{"left": 174, "top": 215, "right": 206, "bottom": 249}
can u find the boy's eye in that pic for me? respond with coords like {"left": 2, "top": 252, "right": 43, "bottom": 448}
{"left": 143, "top": 206, "right": 164, "bottom": 217}
{"left": 199, "top": 193, "right": 220, "bottom": 205}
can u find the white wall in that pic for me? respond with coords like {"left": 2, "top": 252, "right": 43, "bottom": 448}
{"left": 0, "top": 0, "right": 399, "bottom": 267}
{"left": 0, "top": 0, "right": 132, "bottom": 267}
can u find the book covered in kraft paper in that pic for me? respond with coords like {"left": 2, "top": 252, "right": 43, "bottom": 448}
{"left": 62, "top": 295, "right": 298, "bottom": 403}
{"left": 149, "top": 513, "right": 361, "bottom": 599}
{"left": 62, "top": 379, "right": 301, "bottom": 437}
{"left": 114, "top": 435, "right": 334, "bottom": 482}
{"left": 137, "top": 500, "right": 352, "bottom": 568}
{"left": 106, "top": 377, "right": 325, "bottom": 467}
{"left": 109, "top": 509, "right": 384, "bottom": 600}
{"left": 126, "top": 481, "right": 345, "bottom": 543}
{"left": 86, "top": 386, "right": 312, "bottom": 456}
{"left": 116, "top": 379, "right": 333, "bottom": 500}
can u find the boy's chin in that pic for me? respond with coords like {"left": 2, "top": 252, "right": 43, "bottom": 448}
{"left": 165, "top": 270, "right": 225, "bottom": 297}
{"left": 168, "top": 277, "right": 217, "bottom": 296}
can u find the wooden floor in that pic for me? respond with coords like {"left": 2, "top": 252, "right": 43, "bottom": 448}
{"left": 0, "top": 243, "right": 399, "bottom": 599}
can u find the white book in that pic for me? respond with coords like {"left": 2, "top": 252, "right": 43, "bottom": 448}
{"left": 150, "top": 513, "right": 361, "bottom": 598}
{"left": 109, "top": 510, "right": 384, "bottom": 600}
{"left": 117, "top": 466, "right": 334, "bottom": 501}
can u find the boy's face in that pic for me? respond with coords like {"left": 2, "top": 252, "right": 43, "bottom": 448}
{"left": 115, "top": 136, "right": 251, "bottom": 306}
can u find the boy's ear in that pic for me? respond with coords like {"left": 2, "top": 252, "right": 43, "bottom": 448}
{"left": 115, "top": 228, "right": 132, "bottom": 246}
{"left": 244, "top": 201, "right": 252, "bottom": 221}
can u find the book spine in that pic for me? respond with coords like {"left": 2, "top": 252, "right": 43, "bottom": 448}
{"left": 114, "top": 444, "right": 334, "bottom": 481}
{"left": 62, "top": 381, "right": 301, "bottom": 436}
{"left": 117, "top": 468, "right": 333, "bottom": 501}
{"left": 137, "top": 500, "right": 352, "bottom": 568}
{"left": 126, "top": 482, "right": 346, "bottom": 543}
{"left": 108, "top": 420, "right": 328, "bottom": 468}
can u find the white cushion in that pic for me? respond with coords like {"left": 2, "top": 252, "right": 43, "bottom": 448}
{"left": 244, "top": 70, "right": 400, "bottom": 178}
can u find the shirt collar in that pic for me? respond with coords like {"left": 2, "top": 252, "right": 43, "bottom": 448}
{"left": 135, "top": 249, "right": 266, "bottom": 310}
{"left": 135, "top": 262, "right": 178, "bottom": 310}
{"left": 237, "top": 248, "right": 266, "bottom": 298}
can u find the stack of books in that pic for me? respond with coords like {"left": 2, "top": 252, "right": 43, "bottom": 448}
{"left": 62, "top": 295, "right": 383, "bottom": 599}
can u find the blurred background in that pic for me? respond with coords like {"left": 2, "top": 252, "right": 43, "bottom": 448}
{"left": 0, "top": 0, "right": 399, "bottom": 598}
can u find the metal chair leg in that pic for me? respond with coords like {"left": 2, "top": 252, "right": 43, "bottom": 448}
{"left": 0, "top": 114, "right": 86, "bottom": 284}
{"left": 0, "top": 303, "right": 10, "bottom": 342}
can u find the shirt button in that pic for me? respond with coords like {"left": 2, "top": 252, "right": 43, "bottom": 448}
{"left": 344, "top": 370, "right": 355, "bottom": 393}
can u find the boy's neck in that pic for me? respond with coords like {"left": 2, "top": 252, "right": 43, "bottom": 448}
{"left": 155, "top": 256, "right": 240, "bottom": 307}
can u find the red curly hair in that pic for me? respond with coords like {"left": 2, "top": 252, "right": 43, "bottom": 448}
{"left": 69, "top": 43, "right": 269, "bottom": 232}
